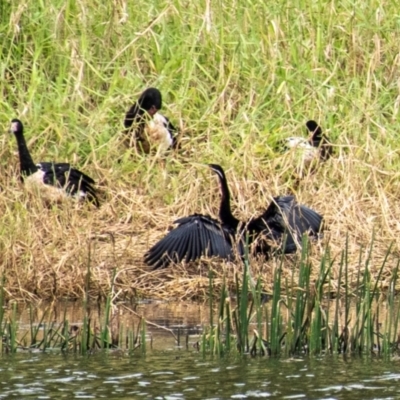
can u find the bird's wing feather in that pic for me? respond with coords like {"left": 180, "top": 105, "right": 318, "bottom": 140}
{"left": 292, "top": 204, "right": 323, "bottom": 234}
{"left": 163, "top": 115, "right": 177, "bottom": 134}
{"left": 144, "top": 214, "right": 234, "bottom": 270}
{"left": 39, "top": 162, "right": 95, "bottom": 184}
{"left": 248, "top": 196, "right": 292, "bottom": 238}
{"left": 161, "top": 114, "right": 179, "bottom": 148}
{"left": 248, "top": 196, "right": 323, "bottom": 253}
{"left": 38, "top": 162, "right": 99, "bottom": 206}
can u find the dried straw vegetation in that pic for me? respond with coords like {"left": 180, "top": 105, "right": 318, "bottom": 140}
{"left": 1, "top": 0, "right": 400, "bottom": 301}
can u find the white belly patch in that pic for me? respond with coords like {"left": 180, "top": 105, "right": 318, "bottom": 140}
{"left": 285, "top": 137, "right": 318, "bottom": 163}
{"left": 144, "top": 113, "right": 173, "bottom": 152}
{"left": 24, "top": 169, "right": 88, "bottom": 203}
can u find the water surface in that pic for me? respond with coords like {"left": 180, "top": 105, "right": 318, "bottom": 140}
{"left": 0, "top": 351, "right": 399, "bottom": 399}
{"left": 3, "top": 301, "right": 400, "bottom": 399}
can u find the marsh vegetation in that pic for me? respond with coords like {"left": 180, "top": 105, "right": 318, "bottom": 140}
{"left": 1, "top": 0, "right": 400, "bottom": 357}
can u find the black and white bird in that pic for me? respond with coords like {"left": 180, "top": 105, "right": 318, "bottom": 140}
{"left": 10, "top": 118, "right": 99, "bottom": 206}
{"left": 144, "top": 164, "right": 323, "bottom": 269}
{"left": 124, "top": 87, "right": 178, "bottom": 154}
{"left": 283, "top": 120, "right": 332, "bottom": 166}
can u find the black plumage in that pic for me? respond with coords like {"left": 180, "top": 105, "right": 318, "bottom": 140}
{"left": 10, "top": 119, "right": 99, "bottom": 207}
{"left": 124, "top": 87, "right": 178, "bottom": 153}
{"left": 145, "top": 164, "right": 323, "bottom": 269}
{"left": 306, "top": 120, "right": 333, "bottom": 161}
{"left": 145, "top": 214, "right": 237, "bottom": 269}
{"left": 284, "top": 120, "right": 333, "bottom": 163}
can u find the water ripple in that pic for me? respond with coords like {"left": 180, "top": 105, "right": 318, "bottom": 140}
{"left": 0, "top": 353, "right": 399, "bottom": 399}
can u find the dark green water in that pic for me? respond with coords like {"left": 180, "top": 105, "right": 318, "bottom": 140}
{"left": 0, "top": 351, "right": 399, "bottom": 399}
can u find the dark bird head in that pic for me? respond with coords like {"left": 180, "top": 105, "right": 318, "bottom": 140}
{"left": 306, "top": 120, "right": 333, "bottom": 160}
{"left": 124, "top": 88, "right": 163, "bottom": 129}
{"left": 10, "top": 118, "right": 24, "bottom": 136}
{"left": 208, "top": 164, "right": 229, "bottom": 199}
{"left": 138, "top": 87, "right": 162, "bottom": 116}
{"left": 306, "top": 120, "right": 323, "bottom": 146}
{"left": 208, "top": 164, "right": 227, "bottom": 182}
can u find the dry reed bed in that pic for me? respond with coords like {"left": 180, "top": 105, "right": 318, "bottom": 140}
{"left": 2, "top": 0, "right": 400, "bottom": 301}
{"left": 1, "top": 135, "right": 400, "bottom": 302}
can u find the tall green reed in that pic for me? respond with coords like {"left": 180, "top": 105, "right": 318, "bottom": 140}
{"left": 201, "top": 237, "right": 400, "bottom": 357}
{"left": 0, "top": 267, "right": 146, "bottom": 354}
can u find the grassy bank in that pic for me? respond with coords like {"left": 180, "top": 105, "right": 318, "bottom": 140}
{"left": 1, "top": 0, "right": 400, "bottom": 301}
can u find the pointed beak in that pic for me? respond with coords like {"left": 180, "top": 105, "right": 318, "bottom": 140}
{"left": 148, "top": 106, "right": 158, "bottom": 116}
{"left": 9, "top": 122, "right": 17, "bottom": 134}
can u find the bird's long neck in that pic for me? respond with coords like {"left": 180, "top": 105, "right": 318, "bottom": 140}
{"left": 14, "top": 131, "right": 38, "bottom": 176}
{"left": 218, "top": 177, "right": 240, "bottom": 229}
{"left": 311, "top": 128, "right": 332, "bottom": 160}
{"left": 124, "top": 103, "right": 149, "bottom": 128}
{"left": 311, "top": 127, "right": 323, "bottom": 147}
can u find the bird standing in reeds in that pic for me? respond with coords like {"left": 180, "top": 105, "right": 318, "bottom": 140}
{"left": 9, "top": 118, "right": 99, "bottom": 206}
{"left": 124, "top": 87, "right": 178, "bottom": 154}
{"left": 145, "top": 164, "right": 323, "bottom": 269}
{"left": 283, "top": 120, "right": 332, "bottom": 176}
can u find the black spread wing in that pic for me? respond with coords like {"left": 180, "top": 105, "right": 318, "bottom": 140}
{"left": 248, "top": 196, "right": 323, "bottom": 254}
{"left": 144, "top": 214, "right": 235, "bottom": 270}
{"left": 39, "top": 162, "right": 99, "bottom": 207}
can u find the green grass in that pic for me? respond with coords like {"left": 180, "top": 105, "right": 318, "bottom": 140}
{"left": 3, "top": 0, "right": 399, "bottom": 158}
